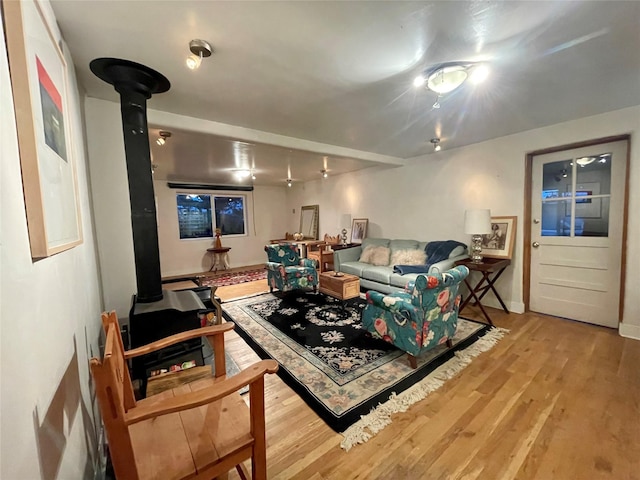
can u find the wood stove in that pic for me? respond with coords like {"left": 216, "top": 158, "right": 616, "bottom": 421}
{"left": 90, "top": 58, "right": 207, "bottom": 396}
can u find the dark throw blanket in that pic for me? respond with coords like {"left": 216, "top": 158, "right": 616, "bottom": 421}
{"left": 393, "top": 240, "right": 467, "bottom": 275}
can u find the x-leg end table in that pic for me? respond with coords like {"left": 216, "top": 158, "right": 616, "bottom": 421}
{"left": 454, "top": 258, "right": 511, "bottom": 325}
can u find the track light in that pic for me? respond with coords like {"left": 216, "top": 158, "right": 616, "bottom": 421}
{"left": 287, "top": 179, "right": 292, "bottom": 187}
{"left": 321, "top": 169, "right": 328, "bottom": 178}
{"left": 430, "top": 137, "right": 441, "bottom": 152}
{"left": 186, "top": 39, "right": 213, "bottom": 70}
{"left": 156, "top": 130, "right": 171, "bottom": 146}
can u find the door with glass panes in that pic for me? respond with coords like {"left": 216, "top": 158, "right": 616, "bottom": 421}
{"left": 530, "top": 140, "right": 627, "bottom": 327}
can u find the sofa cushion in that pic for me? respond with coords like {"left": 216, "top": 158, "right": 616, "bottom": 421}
{"left": 359, "top": 245, "right": 391, "bottom": 266}
{"left": 361, "top": 266, "right": 393, "bottom": 285}
{"left": 389, "top": 239, "right": 419, "bottom": 255}
{"left": 390, "top": 249, "right": 427, "bottom": 266}
{"left": 340, "top": 261, "right": 369, "bottom": 277}
{"left": 389, "top": 272, "right": 421, "bottom": 288}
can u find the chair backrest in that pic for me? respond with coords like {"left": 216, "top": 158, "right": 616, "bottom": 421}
{"left": 264, "top": 243, "right": 301, "bottom": 266}
{"left": 323, "top": 233, "right": 340, "bottom": 245}
{"left": 410, "top": 266, "right": 469, "bottom": 314}
{"left": 91, "top": 313, "right": 139, "bottom": 478}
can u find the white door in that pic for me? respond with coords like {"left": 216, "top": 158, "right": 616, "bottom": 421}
{"left": 530, "top": 140, "right": 627, "bottom": 327}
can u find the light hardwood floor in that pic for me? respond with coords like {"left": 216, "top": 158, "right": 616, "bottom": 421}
{"left": 214, "top": 280, "right": 640, "bottom": 480}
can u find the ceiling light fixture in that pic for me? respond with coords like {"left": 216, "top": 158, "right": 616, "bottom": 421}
{"left": 430, "top": 137, "right": 441, "bottom": 152}
{"left": 156, "top": 130, "right": 171, "bottom": 146}
{"left": 286, "top": 179, "right": 292, "bottom": 187}
{"left": 186, "top": 39, "right": 213, "bottom": 70}
{"left": 234, "top": 169, "right": 251, "bottom": 179}
{"left": 321, "top": 169, "right": 328, "bottom": 178}
{"left": 414, "top": 62, "right": 489, "bottom": 96}
{"left": 576, "top": 156, "right": 596, "bottom": 167}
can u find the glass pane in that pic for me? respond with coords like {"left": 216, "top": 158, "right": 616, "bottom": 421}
{"left": 577, "top": 198, "right": 610, "bottom": 237}
{"left": 541, "top": 199, "right": 571, "bottom": 236}
{"left": 542, "top": 160, "right": 573, "bottom": 200}
{"left": 575, "top": 152, "right": 611, "bottom": 195}
{"left": 177, "top": 194, "right": 213, "bottom": 239}
{"left": 214, "top": 196, "right": 245, "bottom": 235}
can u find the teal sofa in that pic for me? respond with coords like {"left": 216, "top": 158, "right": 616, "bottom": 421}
{"left": 333, "top": 238, "right": 468, "bottom": 294}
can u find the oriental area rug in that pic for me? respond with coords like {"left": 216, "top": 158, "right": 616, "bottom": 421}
{"left": 222, "top": 291, "right": 508, "bottom": 450}
{"left": 200, "top": 268, "right": 267, "bottom": 287}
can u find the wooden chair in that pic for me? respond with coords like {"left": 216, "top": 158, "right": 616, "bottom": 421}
{"left": 91, "top": 311, "right": 278, "bottom": 480}
{"left": 307, "top": 233, "right": 341, "bottom": 272}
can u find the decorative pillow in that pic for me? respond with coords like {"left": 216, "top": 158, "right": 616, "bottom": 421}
{"left": 359, "top": 245, "right": 391, "bottom": 266}
{"left": 390, "top": 249, "right": 427, "bottom": 266}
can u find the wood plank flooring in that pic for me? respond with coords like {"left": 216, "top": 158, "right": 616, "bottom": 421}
{"left": 212, "top": 279, "right": 640, "bottom": 480}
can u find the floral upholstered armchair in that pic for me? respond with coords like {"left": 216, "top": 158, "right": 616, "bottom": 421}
{"left": 264, "top": 244, "right": 319, "bottom": 293}
{"left": 361, "top": 265, "right": 469, "bottom": 368}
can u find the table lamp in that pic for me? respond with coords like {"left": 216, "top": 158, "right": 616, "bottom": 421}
{"left": 464, "top": 209, "right": 492, "bottom": 263}
{"left": 340, "top": 214, "right": 351, "bottom": 245}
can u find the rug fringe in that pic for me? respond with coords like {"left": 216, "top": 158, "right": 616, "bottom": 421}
{"left": 340, "top": 326, "right": 509, "bottom": 451}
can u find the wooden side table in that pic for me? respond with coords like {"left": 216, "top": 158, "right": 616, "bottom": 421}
{"left": 207, "top": 247, "right": 231, "bottom": 272}
{"left": 454, "top": 257, "right": 511, "bottom": 325}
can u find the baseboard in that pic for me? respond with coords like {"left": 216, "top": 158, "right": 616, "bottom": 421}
{"left": 619, "top": 322, "right": 640, "bottom": 340}
{"left": 480, "top": 298, "right": 525, "bottom": 314}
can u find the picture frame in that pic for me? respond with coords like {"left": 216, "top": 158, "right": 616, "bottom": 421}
{"left": 4, "top": 0, "right": 82, "bottom": 259}
{"left": 481, "top": 216, "right": 516, "bottom": 259}
{"left": 350, "top": 218, "right": 368, "bottom": 244}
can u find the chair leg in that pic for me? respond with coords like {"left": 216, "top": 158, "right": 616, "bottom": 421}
{"left": 408, "top": 354, "right": 417, "bottom": 369}
{"left": 446, "top": 338, "right": 453, "bottom": 348}
{"left": 269, "top": 286, "right": 273, "bottom": 293}
{"left": 235, "top": 463, "right": 249, "bottom": 480}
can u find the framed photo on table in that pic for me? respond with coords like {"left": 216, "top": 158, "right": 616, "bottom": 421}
{"left": 481, "top": 216, "right": 516, "bottom": 259}
{"left": 4, "top": 0, "right": 82, "bottom": 259}
{"left": 350, "top": 218, "right": 368, "bottom": 244}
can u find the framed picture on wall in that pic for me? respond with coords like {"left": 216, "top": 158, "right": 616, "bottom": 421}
{"left": 350, "top": 218, "right": 368, "bottom": 244}
{"left": 481, "top": 216, "right": 517, "bottom": 259}
{"left": 4, "top": 0, "right": 83, "bottom": 258}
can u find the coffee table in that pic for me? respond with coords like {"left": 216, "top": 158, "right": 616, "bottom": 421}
{"left": 319, "top": 271, "right": 360, "bottom": 301}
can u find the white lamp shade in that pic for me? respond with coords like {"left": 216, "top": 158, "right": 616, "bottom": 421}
{"left": 340, "top": 214, "right": 351, "bottom": 229}
{"left": 464, "top": 209, "right": 492, "bottom": 234}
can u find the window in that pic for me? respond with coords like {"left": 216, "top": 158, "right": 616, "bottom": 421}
{"left": 176, "top": 193, "right": 246, "bottom": 239}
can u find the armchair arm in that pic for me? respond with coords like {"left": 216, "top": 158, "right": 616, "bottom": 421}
{"left": 124, "top": 323, "right": 234, "bottom": 359}
{"left": 265, "top": 261, "right": 285, "bottom": 272}
{"left": 125, "top": 360, "right": 279, "bottom": 425}
{"left": 367, "top": 290, "right": 416, "bottom": 313}
{"left": 300, "top": 258, "right": 316, "bottom": 268}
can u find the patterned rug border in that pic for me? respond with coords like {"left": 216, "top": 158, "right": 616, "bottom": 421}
{"left": 222, "top": 292, "right": 507, "bottom": 443}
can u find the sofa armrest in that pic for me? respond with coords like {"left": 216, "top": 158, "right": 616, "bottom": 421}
{"left": 334, "top": 246, "right": 362, "bottom": 271}
{"left": 428, "top": 254, "right": 469, "bottom": 274}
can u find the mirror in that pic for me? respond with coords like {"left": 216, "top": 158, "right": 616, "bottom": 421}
{"left": 299, "top": 205, "right": 319, "bottom": 240}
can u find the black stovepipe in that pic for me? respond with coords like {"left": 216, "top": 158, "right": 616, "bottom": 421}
{"left": 90, "top": 58, "right": 170, "bottom": 303}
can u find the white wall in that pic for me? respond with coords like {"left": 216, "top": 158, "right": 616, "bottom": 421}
{"left": 85, "top": 98, "right": 289, "bottom": 316}
{"left": 155, "top": 182, "right": 288, "bottom": 276}
{"left": 287, "top": 106, "right": 640, "bottom": 336}
{"left": 1, "top": 3, "right": 103, "bottom": 478}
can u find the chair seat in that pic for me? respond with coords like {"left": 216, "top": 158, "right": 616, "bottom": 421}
{"left": 131, "top": 376, "right": 253, "bottom": 480}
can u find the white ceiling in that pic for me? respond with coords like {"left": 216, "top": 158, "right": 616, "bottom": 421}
{"left": 51, "top": 1, "right": 640, "bottom": 186}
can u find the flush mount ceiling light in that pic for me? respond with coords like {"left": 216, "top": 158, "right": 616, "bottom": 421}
{"left": 430, "top": 137, "right": 441, "bottom": 152}
{"left": 234, "top": 168, "right": 251, "bottom": 179}
{"left": 156, "top": 130, "right": 171, "bottom": 146}
{"left": 414, "top": 62, "right": 489, "bottom": 96}
{"left": 186, "top": 39, "right": 213, "bottom": 70}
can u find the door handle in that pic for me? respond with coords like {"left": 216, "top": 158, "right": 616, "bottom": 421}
{"left": 532, "top": 242, "right": 540, "bottom": 248}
